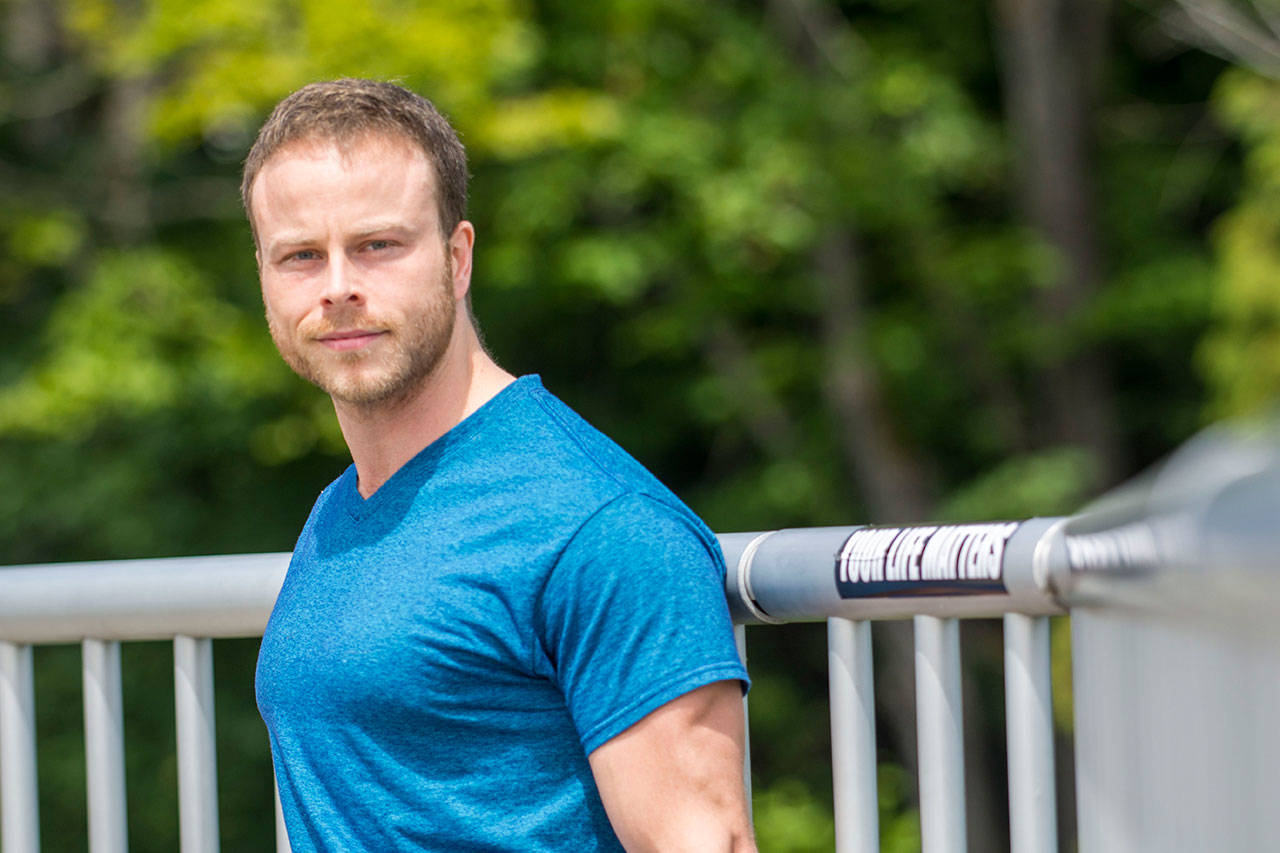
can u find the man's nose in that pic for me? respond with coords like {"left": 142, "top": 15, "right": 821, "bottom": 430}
{"left": 321, "top": 255, "right": 362, "bottom": 306}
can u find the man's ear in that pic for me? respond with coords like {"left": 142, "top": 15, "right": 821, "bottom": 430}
{"left": 448, "top": 220, "right": 476, "bottom": 300}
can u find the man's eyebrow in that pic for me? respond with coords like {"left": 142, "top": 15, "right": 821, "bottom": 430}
{"left": 264, "top": 234, "right": 315, "bottom": 257}
{"left": 351, "top": 222, "right": 413, "bottom": 240}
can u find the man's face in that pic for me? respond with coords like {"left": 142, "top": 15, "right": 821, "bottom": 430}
{"left": 250, "top": 134, "right": 465, "bottom": 408}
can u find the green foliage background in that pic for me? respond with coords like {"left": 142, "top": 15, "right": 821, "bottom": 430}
{"left": 2, "top": 0, "right": 1274, "bottom": 849}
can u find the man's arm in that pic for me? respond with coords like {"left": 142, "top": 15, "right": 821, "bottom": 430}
{"left": 588, "top": 680, "right": 756, "bottom": 852}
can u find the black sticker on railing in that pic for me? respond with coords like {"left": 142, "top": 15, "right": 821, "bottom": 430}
{"left": 834, "top": 522, "right": 1019, "bottom": 599}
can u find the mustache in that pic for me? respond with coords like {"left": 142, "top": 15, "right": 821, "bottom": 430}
{"left": 299, "top": 311, "right": 386, "bottom": 338}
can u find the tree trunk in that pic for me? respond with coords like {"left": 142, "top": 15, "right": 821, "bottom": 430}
{"left": 993, "top": 0, "right": 1124, "bottom": 484}
{"left": 100, "top": 73, "right": 153, "bottom": 243}
{"left": 814, "top": 234, "right": 935, "bottom": 525}
{"left": 704, "top": 319, "right": 802, "bottom": 460}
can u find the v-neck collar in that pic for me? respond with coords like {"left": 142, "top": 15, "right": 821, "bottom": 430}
{"left": 339, "top": 374, "right": 540, "bottom": 520}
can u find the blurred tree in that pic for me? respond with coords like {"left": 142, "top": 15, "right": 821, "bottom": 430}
{"left": 1160, "top": 0, "right": 1280, "bottom": 416}
{"left": 993, "top": 0, "right": 1124, "bottom": 482}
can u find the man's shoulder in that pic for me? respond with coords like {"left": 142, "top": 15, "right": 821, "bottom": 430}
{"left": 500, "top": 377, "right": 678, "bottom": 498}
{"left": 481, "top": 377, "right": 718, "bottom": 555}
{"left": 562, "top": 490, "right": 725, "bottom": 574}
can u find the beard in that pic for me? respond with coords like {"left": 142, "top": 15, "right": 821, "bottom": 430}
{"left": 267, "top": 266, "right": 457, "bottom": 410}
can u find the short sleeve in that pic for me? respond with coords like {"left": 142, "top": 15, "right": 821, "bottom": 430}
{"left": 534, "top": 492, "right": 750, "bottom": 754}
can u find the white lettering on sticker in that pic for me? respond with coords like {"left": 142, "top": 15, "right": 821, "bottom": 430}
{"left": 839, "top": 522, "right": 1020, "bottom": 589}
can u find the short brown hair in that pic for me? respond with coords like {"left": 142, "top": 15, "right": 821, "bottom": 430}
{"left": 241, "top": 79, "right": 468, "bottom": 240}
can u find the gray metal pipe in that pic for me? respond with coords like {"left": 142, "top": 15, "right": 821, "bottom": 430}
{"left": 723, "top": 518, "right": 1066, "bottom": 625}
{"left": 733, "top": 624, "right": 753, "bottom": 814}
{"left": 1003, "top": 614, "right": 1057, "bottom": 853}
{"left": 828, "top": 618, "right": 878, "bottom": 853}
{"left": 0, "top": 553, "right": 289, "bottom": 644}
{"left": 175, "top": 636, "right": 220, "bottom": 853}
{"left": 914, "top": 616, "right": 966, "bottom": 853}
{"left": 0, "top": 642, "right": 38, "bottom": 853}
{"left": 274, "top": 774, "right": 291, "bottom": 853}
{"left": 83, "top": 639, "right": 128, "bottom": 853}
{"left": 0, "top": 518, "right": 1070, "bottom": 646}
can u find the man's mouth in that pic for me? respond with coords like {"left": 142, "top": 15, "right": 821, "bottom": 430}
{"left": 316, "top": 330, "right": 386, "bottom": 351}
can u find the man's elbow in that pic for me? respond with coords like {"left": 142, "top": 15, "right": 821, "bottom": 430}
{"left": 621, "top": 817, "right": 756, "bottom": 853}
{"left": 623, "top": 783, "right": 756, "bottom": 852}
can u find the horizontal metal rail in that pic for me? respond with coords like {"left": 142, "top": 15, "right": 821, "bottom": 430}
{"left": 0, "top": 516, "right": 1071, "bottom": 645}
{"left": 720, "top": 518, "right": 1067, "bottom": 624}
{"left": 0, "top": 553, "right": 290, "bottom": 644}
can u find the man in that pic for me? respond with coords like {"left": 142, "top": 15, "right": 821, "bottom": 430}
{"left": 246, "top": 79, "right": 755, "bottom": 851}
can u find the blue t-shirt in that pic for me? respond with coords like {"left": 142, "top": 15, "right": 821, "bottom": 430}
{"left": 256, "top": 375, "right": 748, "bottom": 851}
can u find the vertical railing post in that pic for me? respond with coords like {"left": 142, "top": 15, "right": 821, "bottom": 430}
{"left": 914, "top": 615, "right": 966, "bottom": 853}
{"left": 273, "top": 772, "right": 291, "bottom": 853}
{"left": 174, "top": 636, "right": 219, "bottom": 853}
{"left": 733, "top": 624, "right": 752, "bottom": 813}
{"left": 1004, "top": 614, "right": 1057, "bottom": 853}
{"left": 83, "top": 639, "right": 128, "bottom": 853}
{"left": 828, "top": 618, "right": 879, "bottom": 853}
{"left": 0, "top": 642, "right": 38, "bottom": 853}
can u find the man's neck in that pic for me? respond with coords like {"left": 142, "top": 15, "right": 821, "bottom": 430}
{"left": 334, "top": 329, "right": 515, "bottom": 499}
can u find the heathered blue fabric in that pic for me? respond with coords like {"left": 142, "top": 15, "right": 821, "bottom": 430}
{"left": 255, "top": 375, "right": 749, "bottom": 851}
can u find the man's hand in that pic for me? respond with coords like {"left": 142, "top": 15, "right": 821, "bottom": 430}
{"left": 588, "top": 680, "right": 756, "bottom": 852}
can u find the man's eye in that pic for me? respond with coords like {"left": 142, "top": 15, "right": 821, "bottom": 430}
{"left": 365, "top": 240, "right": 392, "bottom": 251}
{"left": 287, "top": 250, "right": 320, "bottom": 262}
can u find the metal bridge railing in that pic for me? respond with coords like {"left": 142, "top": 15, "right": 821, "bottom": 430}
{"left": 723, "top": 518, "right": 1065, "bottom": 853}
{"left": 2, "top": 419, "right": 1278, "bottom": 852}
{"left": 0, "top": 553, "right": 292, "bottom": 853}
